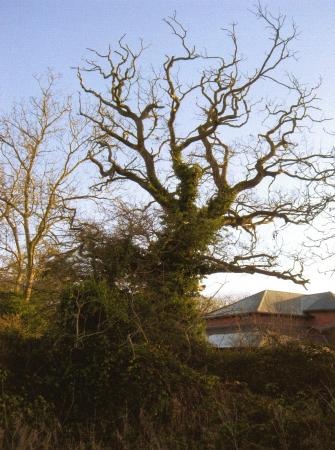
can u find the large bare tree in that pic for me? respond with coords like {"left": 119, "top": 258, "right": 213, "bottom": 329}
{"left": 77, "top": 6, "right": 333, "bottom": 303}
{"left": 0, "top": 74, "right": 89, "bottom": 301}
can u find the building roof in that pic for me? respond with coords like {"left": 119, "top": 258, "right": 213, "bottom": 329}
{"left": 206, "top": 290, "right": 335, "bottom": 318}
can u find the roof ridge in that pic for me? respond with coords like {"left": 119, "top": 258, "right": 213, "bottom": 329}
{"left": 228, "top": 290, "right": 266, "bottom": 306}
{"left": 299, "top": 291, "right": 334, "bottom": 298}
{"left": 206, "top": 290, "right": 266, "bottom": 316}
{"left": 303, "top": 291, "right": 335, "bottom": 312}
{"left": 232, "top": 290, "right": 266, "bottom": 308}
{"left": 263, "top": 289, "right": 303, "bottom": 296}
{"left": 257, "top": 290, "right": 306, "bottom": 313}
{"left": 257, "top": 290, "right": 268, "bottom": 312}
{"left": 221, "top": 290, "right": 267, "bottom": 314}
{"left": 206, "top": 290, "right": 335, "bottom": 318}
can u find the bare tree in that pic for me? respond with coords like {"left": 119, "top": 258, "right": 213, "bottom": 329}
{"left": 0, "top": 73, "right": 89, "bottom": 301}
{"left": 302, "top": 167, "right": 335, "bottom": 274}
{"left": 76, "top": 6, "right": 333, "bottom": 303}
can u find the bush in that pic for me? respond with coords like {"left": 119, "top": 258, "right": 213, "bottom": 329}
{"left": 1, "top": 281, "right": 335, "bottom": 449}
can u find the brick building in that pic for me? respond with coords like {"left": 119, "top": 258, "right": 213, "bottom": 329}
{"left": 205, "top": 290, "right": 335, "bottom": 347}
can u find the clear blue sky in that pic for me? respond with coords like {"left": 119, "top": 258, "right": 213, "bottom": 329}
{"left": 1, "top": 0, "right": 335, "bottom": 109}
{"left": 1, "top": 0, "right": 334, "bottom": 296}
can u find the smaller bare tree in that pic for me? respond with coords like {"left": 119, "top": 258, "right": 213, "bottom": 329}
{"left": 0, "top": 74, "right": 90, "bottom": 301}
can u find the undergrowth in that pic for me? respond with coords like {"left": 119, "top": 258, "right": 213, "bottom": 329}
{"left": 0, "top": 282, "right": 335, "bottom": 449}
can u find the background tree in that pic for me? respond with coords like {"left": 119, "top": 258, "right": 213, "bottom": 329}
{"left": 0, "top": 74, "right": 89, "bottom": 301}
{"left": 77, "top": 6, "right": 333, "bottom": 310}
{"left": 42, "top": 220, "right": 145, "bottom": 288}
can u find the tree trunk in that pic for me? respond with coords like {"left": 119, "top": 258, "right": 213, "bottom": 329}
{"left": 24, "top": 257, "right": 35, "bottom": 302}
{"left": 14, "top": 269, "right": 24, "bottom": 296}
{"left": 24, "top": 273, "right": 34, "bottom": 302}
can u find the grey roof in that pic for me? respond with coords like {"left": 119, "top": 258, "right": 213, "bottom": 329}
{"left": 206, "top": 290, "right": 335, "bottom": 318}
{"left": 305, "top": 292, "right": 335, "bottom": 311}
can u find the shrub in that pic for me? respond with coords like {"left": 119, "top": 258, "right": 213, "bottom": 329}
{"left": 1, "top": 281, "right": 335, "bottom": 449}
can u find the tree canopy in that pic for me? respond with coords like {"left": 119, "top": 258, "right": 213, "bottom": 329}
{"left": 75, "top": 6, "right": 333, "bottom": 303}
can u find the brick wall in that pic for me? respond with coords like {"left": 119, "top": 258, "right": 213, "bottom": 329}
{"left": 308, "top": 312, "right": 335, "bottom": 330}
{"left": 205, "top": 312, "right": 320, "bottom": 343}
{"left": 206, "top": 313, "right": 309, "bottom": 333}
